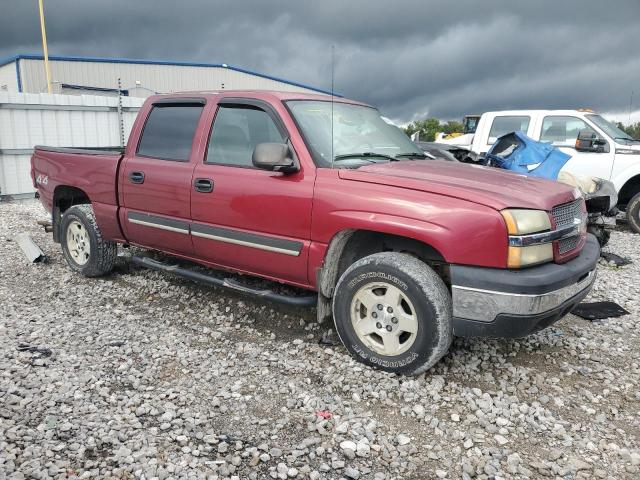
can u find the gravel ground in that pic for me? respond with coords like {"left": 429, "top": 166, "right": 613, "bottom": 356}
{"left": 1, "top": 199, "right": 639, "bottom": 480}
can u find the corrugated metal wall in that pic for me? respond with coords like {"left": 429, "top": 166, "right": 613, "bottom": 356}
{"left": 19, "top": 59, "right": 317, "bottom": 97}
{"left": 0, "top": 63, "right": 18, "bottom": 92}
{"left": 0, "top": 92, "right": 143, "bottom": 197}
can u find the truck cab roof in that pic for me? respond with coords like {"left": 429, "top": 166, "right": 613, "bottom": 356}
{"left": 480, "top": 109, "right": 598, "bottom": 117}
{"left": 147, "top": 90, "right": 370, "bottom": 107}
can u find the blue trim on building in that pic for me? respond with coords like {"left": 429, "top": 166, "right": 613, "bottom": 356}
{"left": 0, "top": 53, "right": 339, "bottom": 96}
{"left": 0, "top": 54, "right": 19, "bottom": 68}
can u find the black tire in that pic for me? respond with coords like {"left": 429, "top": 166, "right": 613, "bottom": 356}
{"left": 332, "top": 252, "right": 452, "bottom": 375}
{"left": 60, "top": 204, "right": 117, "bottom": 277}
{"left": 627, "top": 192, "right": 640, "bottom": 234}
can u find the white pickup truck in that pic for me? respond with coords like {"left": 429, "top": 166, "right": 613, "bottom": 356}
{"left": 438, "top": 110, "right": 640, "bottom": 233}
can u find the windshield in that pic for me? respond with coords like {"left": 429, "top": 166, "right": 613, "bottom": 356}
{"left": 587, "top": 114, "right": 637, "bottom": 142}
{"left": 286, "top": 100, "right": 425, "bottom": 167}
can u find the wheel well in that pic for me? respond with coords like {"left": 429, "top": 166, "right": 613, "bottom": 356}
{"left": 618, "top": 175, "right": 640, "bottom": 207}
{"left": 318, "top": 230, "right": 449, "bottom": 299}
{"left": 52, "top": 186, "right": 90, "bottom": 242}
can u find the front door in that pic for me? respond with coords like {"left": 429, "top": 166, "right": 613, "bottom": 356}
{"left": 190, "top": 99, "right": 314, "bottom": 286}
{"left": 120, "top": 99, "right": 206, "bottom": 255}
{"left": 537, "top": 115, "right": 615, "bottom": 180}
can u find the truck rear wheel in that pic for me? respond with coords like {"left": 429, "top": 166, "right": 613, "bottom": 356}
{"left": 60, "top": 204, "right": 117, "bottom": 277}
{"left": 333, "top": 252, "right": 452, "bottom": 375}
{"left": 627, "top": 192, "right": 640, "bottom": 234}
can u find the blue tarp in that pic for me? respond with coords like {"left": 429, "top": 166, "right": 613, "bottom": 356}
{"left": 486, "top": 131, "right": 571, "bottom": 180}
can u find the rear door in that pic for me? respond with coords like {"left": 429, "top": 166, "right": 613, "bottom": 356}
{"left": 190, "top": 98, "right": 314, "bottom": 286}
{"left": 536, "top": 115, "right": 615, "bottom": 180}
{"left": 120, "top": 98, "right": 207, "bottom": 255}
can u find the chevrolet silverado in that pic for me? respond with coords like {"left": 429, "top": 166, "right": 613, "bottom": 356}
{"left": 31, "top": 91, "right": 599, "bottom": 374}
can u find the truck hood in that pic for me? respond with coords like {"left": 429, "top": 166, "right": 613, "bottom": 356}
{"left": 338, "top": 160, "right": 577, "bottom": 211}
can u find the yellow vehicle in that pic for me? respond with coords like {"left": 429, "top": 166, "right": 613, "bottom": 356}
{"left": 437, "top": 115, "right": 481, "bottom": 140}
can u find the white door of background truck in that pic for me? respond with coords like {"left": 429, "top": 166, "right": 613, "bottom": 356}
{"left": 536, "top": 115, "right": 615, "bottom": 180}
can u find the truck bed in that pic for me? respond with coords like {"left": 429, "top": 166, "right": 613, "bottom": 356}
{"left": 31, "top": 145, "right": 125, "bottom": 240}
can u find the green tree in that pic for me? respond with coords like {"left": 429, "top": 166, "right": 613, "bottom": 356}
{"left": 404, "top": 118, "right": 464, "bottom": 141}
{"left": 617, "top": 121, "right": 640, "bottom": 139}
{"left": 441, "top": 120, "right": 464, "bottom": 135}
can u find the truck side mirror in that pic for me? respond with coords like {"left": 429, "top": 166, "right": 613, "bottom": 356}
{"left": 575, "top": 130, "right": 608, "bottom": 153}
{"left": 252, "top": 143, "right": 299, "bottom": 174}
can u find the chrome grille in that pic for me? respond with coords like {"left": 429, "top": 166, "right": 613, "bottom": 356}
{"left": 552, "top": 199, "right": 582, "bottom": 254}
{"left": 552, "top": 199, "right": 582, "bottom": 228}
{"left": 558, "top": 235, "right": 580, "bottom": 254}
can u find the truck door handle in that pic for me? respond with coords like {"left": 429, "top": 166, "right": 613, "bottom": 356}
{"left": 194, "top": 178, "right": 214, "bottom": 193}
{"left": 129, "top": 171, "right": 145, "bottom": 184}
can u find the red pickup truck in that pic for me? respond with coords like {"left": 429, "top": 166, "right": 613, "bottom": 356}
{"left": 31, "top": 91, "right": 599, "bottom": 374}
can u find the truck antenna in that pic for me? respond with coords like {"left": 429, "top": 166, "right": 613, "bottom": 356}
{"left": 330, "top": 45, "right": 335, "bottom": 169}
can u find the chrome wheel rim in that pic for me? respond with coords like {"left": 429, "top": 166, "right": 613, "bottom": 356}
{"left": 66, "top": 220, "right": 90, "bottom": 265}
{"left": 350, "top": 281, "right": 418, "bottom": 356}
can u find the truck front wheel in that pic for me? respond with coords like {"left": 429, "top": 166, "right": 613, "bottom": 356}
{"left": 60, "top": 204, "right": 117, "bottom": 277}
{"left": 627, "top": 192, "right": 640, "bottom": 234}
{"left": 333, "top": 252, "right": 452, "bottom": 375}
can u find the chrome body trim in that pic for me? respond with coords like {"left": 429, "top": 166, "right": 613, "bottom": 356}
{"left": 128, "top": 218, "right": 189, "bottom": 234}
{"left": 191, "top": 230, "right": 301, "bottom": 256}
{"left": 451, "top": 269, "right": 596, "bottom": 322}
{"left": 126, "top": 212, "right": 302, "bottom": 255}
{"left": 508, "top": 218, "right": 581, "bottom": 247}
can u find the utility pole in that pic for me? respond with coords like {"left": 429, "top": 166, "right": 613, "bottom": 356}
{"left": 117, "top": 78, "right": 125, "bottom": 148}
{"left": 38, "top": 0, "right": 53, "bottom": 94}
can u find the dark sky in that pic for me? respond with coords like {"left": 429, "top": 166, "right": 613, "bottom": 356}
{"left": 2, "top": 0, "right": 639, "bottom": 123}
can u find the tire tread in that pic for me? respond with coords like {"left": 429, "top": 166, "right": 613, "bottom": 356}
{"left": 61, "top": 204, "right": 117, "bottom": 277}
{"left": 627, "top": 192, "right": 640, "bottom": 234}
{"left": 333, "top": 252, "right": 452, "bottom": 375}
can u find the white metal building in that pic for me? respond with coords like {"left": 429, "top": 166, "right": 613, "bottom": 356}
{"left": 0, "top": 53, "right": 333, "bottom": 97}
{"left": 0, "top": 54, "right": 334, "bottom": 198}
{"left": 0, "top": 92, "right": 144, "bottom": 198}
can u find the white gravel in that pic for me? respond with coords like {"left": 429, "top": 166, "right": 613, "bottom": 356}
{"left": 1, "top": 199, "right": 639, "bottom": 479}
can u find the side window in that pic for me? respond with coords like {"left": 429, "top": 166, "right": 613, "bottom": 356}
{"left": 488, "top": 116, "right": 531, "bottom": 144}
{"left": 206, "top": 105, "right": 285, "bottom": 167}
{"left": 137, "top": 104, "right": 204, "bottom": 161}
{"left": 540, "top": 116, "right": 596, "bottom": 146}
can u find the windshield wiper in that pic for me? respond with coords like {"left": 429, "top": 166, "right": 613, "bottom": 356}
{"left": 395, "top": 152, "right": 427, "bottom": 159}
{"left": 615, "top": 136, "right": 639, "bottom": 142}
{"left": 333, "top": 152, "right": 398, "bottom": 162}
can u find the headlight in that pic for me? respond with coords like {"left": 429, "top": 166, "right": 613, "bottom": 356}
{"left": 501, "top": 209, "right": 551, "bottom": 235}
{"left": 507, "top": 243, "right": 553, "bottom": 269}
{"left": 501, "top": 209, "right": 553, "bottom": 268}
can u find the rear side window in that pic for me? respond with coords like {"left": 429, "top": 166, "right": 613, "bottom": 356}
{"left": 137, "top": 104, "right": 204, "bottom": 161}
{"left": 488, "top": 116, "right": 530, "bottom": 143}
{"left": 206, "top": 105, "right": 285, "bottom": 167}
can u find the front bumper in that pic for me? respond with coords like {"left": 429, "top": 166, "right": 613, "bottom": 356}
{"left": 450, "top": 234, "right": 599, "bottom": 338}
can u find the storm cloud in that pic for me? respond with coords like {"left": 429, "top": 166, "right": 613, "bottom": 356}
{"left": 1, "top": 0, "right": 639, "bottom": 123}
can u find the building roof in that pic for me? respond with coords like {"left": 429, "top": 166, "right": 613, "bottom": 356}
{"left": 0, "top": 53, "right": 337, "bottom": 96}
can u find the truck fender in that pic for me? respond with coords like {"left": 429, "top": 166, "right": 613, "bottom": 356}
{"left": 318, "top": 230, "right": 356, "bottom": 298}
{"left": 316, "top": 212, "right": 451, "bottom": 299}
{"left": 52, "top": 185, "right": 91, "bottom": 242}
{"left": 612, "top": 166, "right": 640, "bottom": 198}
